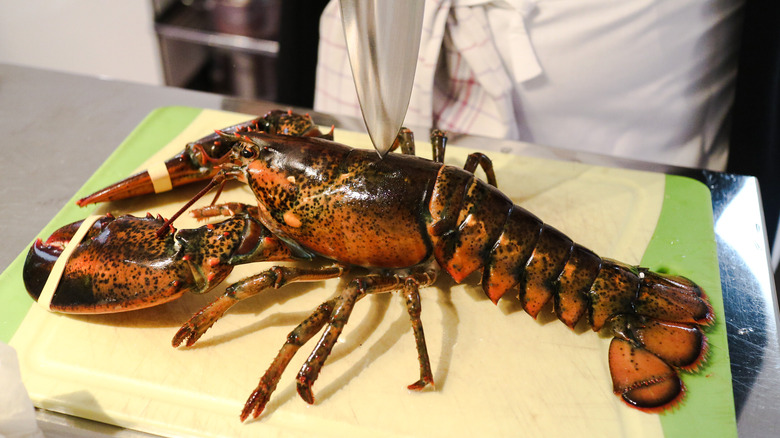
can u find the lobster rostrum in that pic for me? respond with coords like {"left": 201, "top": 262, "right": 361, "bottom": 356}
{"left": 76, "top": 110, "right": 333, "bottom": 207}
{"left": 26, "top": 125, "right": 713, "bottom": 422}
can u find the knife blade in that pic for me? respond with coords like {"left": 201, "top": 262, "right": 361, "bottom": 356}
{"left": 340, "top": 0, "right": 425, "bottom": 157}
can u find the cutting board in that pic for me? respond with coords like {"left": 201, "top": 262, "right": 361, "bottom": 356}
{"left": 0, "top": 107, "right": 736, "bottom": 437}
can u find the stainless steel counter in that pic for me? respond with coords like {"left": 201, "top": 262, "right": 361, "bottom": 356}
{"left": 1, "top": 63, "right": 778, "bottom": 437}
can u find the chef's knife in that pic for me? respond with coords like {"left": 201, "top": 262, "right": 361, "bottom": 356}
{"left": 340, "top": 0, "right": 425, "bottom": 157}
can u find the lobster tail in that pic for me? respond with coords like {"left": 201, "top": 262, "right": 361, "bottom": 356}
{"left": 623, "top": 317, "right": 708, "bottom": 370}
{"left": 635, "top": 269, "right": 714, "bottom": 325}
{"left": 426, "top": 170, "right": 713, "bottom": 412}
{"left": 608, "top": 338, "right": 684, "bottom": 411}
{"left": 427, "top": 167, "right": 514, "bottom": 283}
{"left": 555, "top": 244, "right": 601, "bottom": 328}
{"left": 519, "top": 225, "right": 573, "bottom": 318}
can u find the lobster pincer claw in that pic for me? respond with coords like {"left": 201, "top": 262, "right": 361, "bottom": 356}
{"left": 22, "top": 213, "right": 194, "bottom": 313}
{"left": 76, "top": 118, "right": 263, "bottom": 207}
{"left": 76, "top": 110, "right": 333, "bottom": 207}
{"left": 22, "top": 207, "right": 298, "bottom": 314}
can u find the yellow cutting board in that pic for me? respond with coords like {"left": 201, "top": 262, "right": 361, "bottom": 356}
{"left": 2, "top": 107, "right": 734, "bottom": 437}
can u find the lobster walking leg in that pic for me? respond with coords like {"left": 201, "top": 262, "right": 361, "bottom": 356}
{"left": 463, "top": 152, "right": 497, "bottom": 187}
{"left": 424, "top": 129, "right": 496, "bottom": 186}
{"left": 402, "top": 277, "right": 435, "bottom": 391}
{"left": 241, "top": 298, "right": 335, "bottom": 421}
{"left": 430, "top": 129, "right": 447, "bottom": 163}
{"left": 390, "top": 127, "right": 438, "bottom": 160}
{"left": 189, "top": 202, "right": 254, "bottom": 221}
{"left": 241, "top": 263, "right": 438, "bottom": 421}
{"left": 296, "top": 265, "right": 439, "bottom": 403}
{"left": 389, "top": 127, "right": 416, "bottom": 156}
{"left": 173, "top": 264, "right": 348, "bottom": 347}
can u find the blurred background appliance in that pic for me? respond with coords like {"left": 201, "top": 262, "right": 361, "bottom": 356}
{"left": 154, "top": 0, "right": 328, "bottom": 106}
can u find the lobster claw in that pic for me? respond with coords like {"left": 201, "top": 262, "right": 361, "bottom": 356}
{"left": 76, "top": 148, "right": 224, "bottom": 206}
{"left": 76, "top": 110, "right": 333, "bottom": 207}
{"left": 76, "top": 120, "right": 261, "bottom": 206}
{"left": 23, "top": 218, "right": 90, "bottom": 303}
{"left": 23, "top": 214, "right": 191, "bottom": 313}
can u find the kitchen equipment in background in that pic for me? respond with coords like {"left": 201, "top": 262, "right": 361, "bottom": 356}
{"left": 154, "top": 0, "right": 281, "bottom": 101}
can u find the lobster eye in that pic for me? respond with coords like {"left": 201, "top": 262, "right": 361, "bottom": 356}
{"left": 207, "top": 140, "right": 234, "bottom": 159}
{"left": 241, "top": 145, "right": 257, "bottom": 159}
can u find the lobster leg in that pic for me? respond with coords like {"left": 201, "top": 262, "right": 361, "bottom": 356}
{"left": 296, "top": 265, "right": 439, "bottom": 403}
{"left": 426, "top": 129, "right": 497, "bottom": 187}
{"left": 388, "top": 127, "right": 440, "bottom": 160}
{"left": 402, "top": 277, "right": 435, "bottom": 390}
{"left": 389, "top": 127, "right": 416, "bottom": 156}
{"left": 189, "top": 202, "right": 257, "bottom": 221}
{"left": 241, "top": 263, "right": 438, "bottom": 420}
{"left": 430, "top": 129, "right": 447, "bottom": 163}
{"left": 391, "top": 128, "right": 493, "bottom": 194}
{"left": 463, "top": 152, "right": 498, "bottom": 187}
{"left": 173, "top": 264, "right": 347, "bottom": 347}
{"left": 241, "top": 297, "right": 335, "bottom": 421}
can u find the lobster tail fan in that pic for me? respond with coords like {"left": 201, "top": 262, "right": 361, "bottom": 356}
{"left": 608, "top": 338, "right": 684, "bottom": 412}
{"left": 632, "top": 318, "right": 709, "bottom": 372}
{"left": 634, "top": 270, "right": 714, "bottom": 325}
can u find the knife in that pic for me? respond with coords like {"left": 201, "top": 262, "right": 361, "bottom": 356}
{"left": 340, "top": 0, "right": 425, "bottom": 157}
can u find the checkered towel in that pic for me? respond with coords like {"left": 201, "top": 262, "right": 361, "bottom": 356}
{"left": 314, "top": 0, "right": 742, "bottom": 170}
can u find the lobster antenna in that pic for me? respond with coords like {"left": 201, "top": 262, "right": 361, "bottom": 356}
{"left": 209, "top": 179, "right": 227, "bottom": 206}
{"left": 155, "top": 176, "right": 222, "bottom": 238}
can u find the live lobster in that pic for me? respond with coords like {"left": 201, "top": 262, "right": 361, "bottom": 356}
{"left": 23, "top": 114, "right": 713, "bottom": 421}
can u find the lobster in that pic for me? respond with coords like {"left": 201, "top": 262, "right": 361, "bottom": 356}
{"left": 76, "top": 109, "right": 333, "bottom": 207}
{"left": 24, "top": 122, "right": 713, "bottom": 422}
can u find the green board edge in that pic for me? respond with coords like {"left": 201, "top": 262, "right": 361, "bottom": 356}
{"left": 649, "top": 175, "right": 737, "bottom": 437}
{"left": 0, "top": 106, "right": 203, "bottom": 342}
